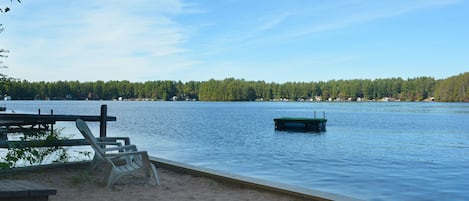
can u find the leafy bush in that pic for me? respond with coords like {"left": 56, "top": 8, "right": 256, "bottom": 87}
{"left": 1, "top": 129, "right": 70, "bottom": 168}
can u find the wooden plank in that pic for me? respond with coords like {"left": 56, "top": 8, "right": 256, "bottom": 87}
{"left": 0, "top": 137, "right": 130, "bottom": 148}
{"left": 0, "top": 180, "right": 29, "bottom": 197}
{"left": 0, "top": 127, "right": 50, "bottom": 134}
{"left": 0, "top": 139, "right": 90, "bottom": 148}
{"left": 0, "top": 180, "right": 56, "bottom": 198}
{"left": 0, "top": 113, "right": 116, "bottom": 123}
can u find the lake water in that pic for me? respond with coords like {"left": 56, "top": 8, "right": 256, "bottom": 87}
{"left": 3, "top": 101, "right": 469, "bottom": 200}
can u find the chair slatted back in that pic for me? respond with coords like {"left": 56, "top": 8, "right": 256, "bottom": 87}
{"left": 76, "top": 119, "right": 109, "bottom": 163}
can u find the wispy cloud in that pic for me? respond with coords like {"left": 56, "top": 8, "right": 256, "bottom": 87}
{"left": 201, "top": 0, "right": 463, "bottom": 48}
{"left": 256, "top": 12, "right": 291, "bottom": 32}
{"left": 2, "top": 0, "right": 466, "bottom": 82}
{"left": 3, "top": 0, "right": 197, "bottom": 81}
{"left": 288, "top": 0, "right": 463, "bottom": 38}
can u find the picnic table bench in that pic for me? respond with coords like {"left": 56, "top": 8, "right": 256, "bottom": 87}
{"left": 0, "top": 180, "right": 56, "bottom": 201}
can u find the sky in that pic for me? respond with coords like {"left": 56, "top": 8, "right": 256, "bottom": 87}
{"left": 1, "top": 0, "right": 468, "bottom": 83}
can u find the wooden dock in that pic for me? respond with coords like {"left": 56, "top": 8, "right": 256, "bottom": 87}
{"left": 274, "top": 117, "right": 327, "bottom": 132}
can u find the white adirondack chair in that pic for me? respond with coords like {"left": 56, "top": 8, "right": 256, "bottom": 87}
{"left": 75, "top": 119, "right": 160, "bottom": 187}
{"left": 89, "top": 137, "right": 137, "bottom": 171}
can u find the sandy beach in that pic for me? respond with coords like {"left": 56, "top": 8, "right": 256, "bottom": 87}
{"left": 1, "top": 164, "right": 308, "bottom": 201}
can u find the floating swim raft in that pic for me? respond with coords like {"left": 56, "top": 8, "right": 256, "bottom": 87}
{"left": 274, "top": 117, "right": 327, "bottom": 132}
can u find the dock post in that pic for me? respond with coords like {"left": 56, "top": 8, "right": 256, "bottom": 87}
{"left": 99, "top": 105, "right": 107, "bottom": 138}
{"left": 50, "top": 110, "right": 54, "bottom": 135}
{"left": 37, "top": 109, "right": 41, "bottom": 130}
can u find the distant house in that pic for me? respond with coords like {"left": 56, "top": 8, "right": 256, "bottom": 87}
{"left": 381, "top": 97, "right": 390, "bottom": 102}
{"left": 87, "top": 93, "right": 99, "bottom": 100}
{"left": 425, "top": 97, "right": 435, "bottom": 102}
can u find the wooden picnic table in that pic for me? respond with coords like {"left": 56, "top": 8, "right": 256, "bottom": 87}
{"left": 0, "top": 113, "right": 116, "bottom": 126}
{"left": 0, "top": 104, "right": 116, "bottom": 139}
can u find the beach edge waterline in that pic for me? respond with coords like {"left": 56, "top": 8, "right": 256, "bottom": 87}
{"left": 0, "top": 158, "right": 360, "bottom": 201}
{"left": 150, "top": 156, "right": 361, "bottom": 201}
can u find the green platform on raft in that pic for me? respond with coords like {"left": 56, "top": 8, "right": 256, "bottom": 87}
{"left": 274, "top": 117, "right": 327, "bottom": 132}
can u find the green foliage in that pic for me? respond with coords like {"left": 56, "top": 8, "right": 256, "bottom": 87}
{"left": 1, "top": 129, "right": 70, "bottom": 168}
{"left": 434, "top": 72, "right": 469, "bottom": 102}
{"left": 1, "top": 0, "right": 21, "bottom": 75}
{"left": 0, "top": 0, "right": 21, "bottom": 13}
{"left": 1, "top": 72, "right": 468, "bottom": 102}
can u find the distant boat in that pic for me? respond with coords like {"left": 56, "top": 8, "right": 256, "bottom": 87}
{"left": 0, "top": 106, "right": 6, "bottom": 112}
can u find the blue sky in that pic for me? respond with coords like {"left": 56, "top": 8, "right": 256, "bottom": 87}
{"left": 1, "top": 0, "right": 468, "bottom": 83}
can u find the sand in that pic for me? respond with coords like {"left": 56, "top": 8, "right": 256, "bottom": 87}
{"left": 1, "top": 165, "right": 308, "bottom": 201}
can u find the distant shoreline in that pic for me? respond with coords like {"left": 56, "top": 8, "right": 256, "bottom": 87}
{"left": 2, "top": 72, "right": 468, "bottom": 102}
{"left": 1, "top": 98, "right": 443, "bottom": 102}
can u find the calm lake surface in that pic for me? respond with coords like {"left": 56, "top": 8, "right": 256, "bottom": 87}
{"left": 4, "top": 101, "right": 469, "bottom": 200}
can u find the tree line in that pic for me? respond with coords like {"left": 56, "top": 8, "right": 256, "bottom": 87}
{"left": 0, "top": 72, "right": 468, "bottom": 102}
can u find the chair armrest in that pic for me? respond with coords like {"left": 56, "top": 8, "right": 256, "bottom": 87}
{"left": 96, "top": 142, "right": 123, "bottom": 146}
{"left": 105, "top": 151, "right": 152, "bottom": 170}
{"left": 101, "top": 144, "right": 138, "bottom": 152}
{"left": 105, "top": 151, "right": 148, "bottom": 158}
{"left": 98, "top": 137, "right": 131, "bottom": 145}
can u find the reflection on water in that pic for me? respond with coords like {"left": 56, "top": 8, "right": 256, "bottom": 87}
{"left": 3, "top": 101, "right": 469, "bottom": 200}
